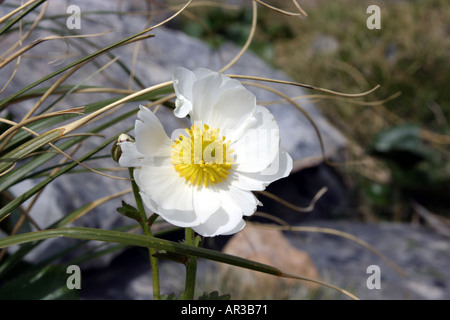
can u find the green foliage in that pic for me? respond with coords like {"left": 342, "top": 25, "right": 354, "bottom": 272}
{"left": 178, "top": 6, "right": 292, "bottom": 63}
{"left": 161, "top": 292, "right": 180, "bottom": 300}
{"left": 152, "top": 250, "right": 188, "bottom": 265}
{"left": 368, "top": 124, "right": 450, "bottom": 218}
{"left": 371, "top": 124, "right": 432, "bottom": 167}
{"left": 116, "top": 201, "right": 142, "bottom": 222}
{"left": 161, "top": 290, "right": 230, "bottom": 300}
{"left": 198, "top": 290, "right": 230, "bottom": 300}
{"left": 181, "top": 7, "right": 252, "bottom": 48}
{"left": 273, "top": 0, "right": 450, "bottom": 125}
{"left": 0, "top": 265, "right": 79, "bottom": 300}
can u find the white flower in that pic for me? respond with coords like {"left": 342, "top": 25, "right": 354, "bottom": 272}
{"left": 119, "top": 68, "right": 292, "bottom": 237}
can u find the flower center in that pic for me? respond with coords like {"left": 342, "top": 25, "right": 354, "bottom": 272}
{"left": 171, "top": 124, "right": 234, "bottom": 187}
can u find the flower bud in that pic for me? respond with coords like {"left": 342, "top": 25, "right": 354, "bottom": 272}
{"left": 111, "top": 133, "right": 134, "bottom": 162}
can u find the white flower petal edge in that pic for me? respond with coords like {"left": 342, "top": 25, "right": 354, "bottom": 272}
{"left": 172, "top": 68, "right": 196, "bottom": 118}
{"left": 135, "top": 105, "right": 173, "bottom": 157}
{"left": 231, "top": 149, "right": 293, "bottom": 192}
{"left": 231, "top": 105, "right": 280, "bottom": 173}
{"left": 192, "top": 183, "right": 259, "bottom": 237}
{"left": 172, "top": 67, "right": 251, "bottom": 125}
{"left": 118, "top": 141, "right": 144, "bottom": 168}
{"left": 134, "top": 168, "right": 199, "bottom": 228}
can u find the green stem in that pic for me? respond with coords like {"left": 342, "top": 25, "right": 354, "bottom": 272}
{"left": 184, "top": 227, "right": 199, "bottom": 300}
{"left": 128, "top": 168, "right": 160, "bottom": 300}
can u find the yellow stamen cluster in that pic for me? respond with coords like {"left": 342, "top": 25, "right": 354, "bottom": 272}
{"left": 171, "top": 124, "right": 234, "bottom": 187}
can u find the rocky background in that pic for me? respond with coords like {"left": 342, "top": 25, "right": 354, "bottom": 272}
{"left": 0, "top": 1, "right": 449, "bottom": 300}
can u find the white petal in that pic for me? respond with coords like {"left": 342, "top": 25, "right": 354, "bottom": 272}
{"left": 176, "top": 68, "right": 253, "bottom": 129}
{"left": 191, "top": 185, "right": 258, "bottom": 237}
{"left": 190, "top": 73, "right": 223, "bottom": 124}
{"left": 192, "top": 185, "right": 222, "bottom": 223}
{"left": 134, "top": 168, "right": 200, "bottom": 228}
{"left": 172, "top": 68, "right": 197, "bottom": 118}
{"left": 223, "top": 184, "right": 259, "bottom": 216}
{"left": 140, "top": 192, "right": 200, "bottom": 228}
{"left": 174, "top": 96, "right": 192, "bottom": 119}
{"left": 192, "top": 206, "right": 241, "bottom": 237}
{"left": 231, "top": 149, "right": 293, "bottom": 191}
{"left": 221, "top": 220, "right": 246, "bottom": 236}
{"left": 135, "top": 164, "right": 204, "bottom": 228}
{"left": 219, "top": 73, "right": 244, "bottom": 92}
{"left": 231, "top": 106, "right": 280, "bottom": 173}
{"left": 192, "top": 68, "right": 243, "bottom": 91}
{"left": 203, "top": 87, "right": 256, "bottom": 137}
{"left": 135, "top": 106, "right": 173, "bottom": 157}
{"left": 136, "top": 162, "right": 192, "bottom": 211}
{"left": 193, "top": 68, "right": 217, "bottom": 79}
{"left": 173, "top": 68, "right": 238, "bottom": 119}
{"left": 118, "top": 141, "right": 144, "bottom": 167}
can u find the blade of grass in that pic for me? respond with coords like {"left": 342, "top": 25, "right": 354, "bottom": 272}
{"left": 0, "top": 0, "right": 46, "bottom": 35}
{"left": 0, "top": 0, "right": 193, "bottom": 110}
{"left": 254, "top": 0, "right": 305, "bottom": 17}
{"left": 231, "top": 74, "right": 380, "bottom": 98}
{"left": 0, "top": 31, "right": 115, "bottom": 70}
{"left": 57, "top": 81, "right": 172, "bottom": 135}
{"left": 0, "top": 130, "right": 118, "bottom": 221}
{"left": 0, "top": 85, "right": 172, "bottom": 192}
{"left": 0, "top": 30, "right": 152, "bottom": 110}
{"left": 0, "top": 226, "right": 359, "bottom": 299}
{"left": 0, "top": 107, "right": 84, "bottom": 144}
{"left": 0, "top": 128, "right": 64, "bottom": 175}
{"left": 1, "top": 83, "right": 173, "bottom": 152}
{"left": 0, "top": 1, "right": 49, "bottom": 61}
{"left": 257, "top": 187, "right": 328, "bottom": 213}
{"left": 0, "top": 189, "right": 132, "bottom": 277}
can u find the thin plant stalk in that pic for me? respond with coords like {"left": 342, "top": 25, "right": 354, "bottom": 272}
{"left": 128, "top": 167, "right": 161, "bottom": 300}
{"left": 184, "top": 227, "right": 198, "bottom": 300}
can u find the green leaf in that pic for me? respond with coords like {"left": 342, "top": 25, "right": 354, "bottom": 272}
{"left": 0, "top": 227, "right": 282, "bottom": 275}
{"left": 0, "top": 226, "right": 359, "bottom": 299}
{"left": 152, "top": 250, "right": 188, "bottom": 265}
{"left": 0, "top": 0, "right": 47, "bottom": 36}
{"left": 0, "top": 103, "right": 130, "bottom": 194}
{"left": 2, "top": 84, "right": 172, "bottom": 151}
{"left": 364, "top": 182, "right": 392, "bottom": 205}
{"left": 371, "top": 124, "right": 432, "bottom": 165}
{"left": 0, "top": 265, "right": 78, "bottom": 300}
{"left": 0, "top": 128, "right": 63, "bottom": 174}
{"left": 116, "top": 201, "right": 141, "bottom": 222}
{"left": 161, "top": 293, "right": 179, "bottom": 300}
{"left": 0, "top": 25, "right": 156, "bottom": 110}
{"left": 198, "top": 291, "right": 230, "bottom": 300}
{"left": 0, "top": 132, "right": 118, "bottom": 221}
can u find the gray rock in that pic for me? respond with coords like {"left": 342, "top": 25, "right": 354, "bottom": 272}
{"left": 80, "top": 220, "right": 450, "bottom": 300}
{"left": 286, "top": 220, "right": 450, "bottom": 300}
